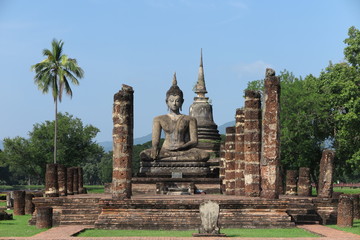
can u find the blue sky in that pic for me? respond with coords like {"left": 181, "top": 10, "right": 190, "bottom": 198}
{"left": 0, "top": 0, "right": 359, "bottom": 142}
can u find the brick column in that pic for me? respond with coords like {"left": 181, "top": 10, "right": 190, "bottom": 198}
{"left": 244, "top": 90, "right": 261, "bottom": 197}
{"left": 66, "top": 167, "right": 74, "bottom": 195}
{"left": 219, "top": 143, "right": 225, "bottom": 194}
{"left": 318, "top": 150, "right": 335, "bottom": 198}
{"left": 260, "top": 68, "right": 280, "bottom": 199}
{"left": 353, "top": 194, "right": 360, "bottom": 220}
{"left": 297, "top": 167, "right": 312, "bottom": 196}
{"left": 224, "top": 126, "right": 235, "bottom": 195}
{"left": 112, "top": 84, "right": 134, "bottom": 199}
{"left": 36, "top": 207, "right": 53, "bottom": 229}
{"left": 234, "top": 108, "right": 245, "bottom": 196}
{"left": 45, "top": 164, "right": 58, "bottom": 197}
{"left": 285, "top": 170, "right": 298, "bottom": 195}
{"left": 25, "top": 192, "right": 34, "bottom": 215}
{"left": 57, "top": 164, "right": 67, "bottom": 196}
{"left": 13, "top": 190, "right": 25, "bottom": 215}
{"left": 337, "top": 194, "right": 353, "bottom": 227}
{"left": 72, "top": 167, "right": 79, "bottom": 194}
{"left": 78, "top": 167, "right": 84, "bottom": 194}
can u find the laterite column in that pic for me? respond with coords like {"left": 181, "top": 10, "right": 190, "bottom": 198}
{"left": 73, "top": 167, "right": 79, "bottom": 194}
{"left": 57, "top": 164, "right": 67, "bottom": 196}
{"left": 36, "top": 207, "right": 53, "bottom": 229}
{"left": 224, "top": 126, "right": 235, "bottom": 195}
{"left": 219, "top": 143, "right": 226, "bottom": 193}
{"left": 285, "top": 170, "right": 298, "bottom": 195}
{"left": 234, "top": 108, "right": 245, "bottom": 196}
{"left": 13, "top": 190, "right": 25, "bottom": 215}
{"left": 66, "top": 167, "right": 74, "bottom": 195}
{"left": 45, "top": 163, "right": 59, "bottom": 197}
{"left": 78, "top": 167, "right": 84, "bottom": 194}
{"left": 297, "top": 167, "right": 312, "bottom": 196}
{"left": 112, "top": 84, "right": 134, "bottom": 199}
{"left": 244, "top": 90, "right": 262, "bottom": 197}
{"left": 353, "top": 194, "right": 360, "bottom": 220}
{"left": 318, "top": 150, "right": 335, "bottom": 198}
{"left": 337, "top": 194, "right": 353, "bottom": 227}
{"left": 260, "top": 68, "right": 280, "bottom": 199}
{"left": 25, "top": 192, "right": 34, "bottom": 215}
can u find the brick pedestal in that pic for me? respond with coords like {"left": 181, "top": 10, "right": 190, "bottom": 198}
{"left": 112, "top": 84, "right": 134, "bottom": 199}
{"left": 337, "top": 194, "right": 353, "bottom": 227}
{"left": 244, "top": 90, "right": 261, "bottom": 197}
{"left": 45, "top": 163, "right": 59, "bottom": 197}
{"left": 13, "top": 190, "right": 25, "bottom": 215}
{"left": 318, "top": 150, "right": 335, "bottom": 198}
{"left": 297, "top": 167, "right": 312, "bottom": 196}
{"left": 66, "top": 167, "right": 74, "bottom": 195}
{"left": 224, "top": 127, "right": 235, "bottom": 195}
{"left": 25, "top": 192, "right": 34, "bottom": 215}
{"left": 57, "top": 164, "right": 67, "bottom": 196}
{"left": 285, "top": 170, "right": 298, "bottom": 195}
{"left": 36, "top": 207, "right": 53, "bottom": 229}
{"left": 260, "top": 69, "right": 280, "bottom": 199}
{"left": 234, "top": 108, "right": 245, "bottom": 196}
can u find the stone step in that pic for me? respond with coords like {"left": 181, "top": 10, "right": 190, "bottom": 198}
{"left": 62, "top": 209, "right": 101, "bottom": 214}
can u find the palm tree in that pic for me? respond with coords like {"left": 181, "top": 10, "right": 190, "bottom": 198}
{"left": 31, "top": 39, "right": 84, "bottom": 164}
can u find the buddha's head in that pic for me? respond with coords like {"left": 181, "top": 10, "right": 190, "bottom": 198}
{"left": 166, "top": 72, "right": 184, "bottom": 112}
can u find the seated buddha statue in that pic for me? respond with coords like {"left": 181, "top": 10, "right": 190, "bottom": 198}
{"left": 140, "top": 73, "right": 210, "bottom": 162}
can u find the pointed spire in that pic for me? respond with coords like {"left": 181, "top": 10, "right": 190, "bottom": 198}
{"left": 194, "top": 49, "right": 207, "bottom": 96}
{"left": 172, "top": 72, "right": 177, "bottom": 86}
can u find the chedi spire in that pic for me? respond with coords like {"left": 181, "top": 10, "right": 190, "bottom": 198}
{"left": 194, "top": 49, "right": 208, "bottom": 98}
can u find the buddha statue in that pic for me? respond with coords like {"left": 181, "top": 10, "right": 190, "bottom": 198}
{"left": 139, "top": 73, "right": 211, "bottom": 177}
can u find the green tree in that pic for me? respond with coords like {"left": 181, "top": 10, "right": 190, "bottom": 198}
{"left": 1, "top": 113, "right": 103, "bottom": 184}
{"left": 31, "top": 39, "right": 84, "bottom": 164}
{"left": 344, "top": 26, "right": 360, "bottom": 69}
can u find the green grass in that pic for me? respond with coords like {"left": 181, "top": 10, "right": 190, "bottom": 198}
{"left": 0, "top": 185, "right": 44, "bottom": 191}
{"left": 85, "top": 185, "right": 104, "bottom": 194}
{"left": 0, "top": 210, "right": 47, "bottom": 237}
{"left": 77, "top": 228, "right": 319, "bottom": 238}
{"left": 312, "top": 187, "right": 360, "bottom": 196}
{"left": 328, "top": 219, "right": 360, "bottom": 235}
{"left": 0, "top": 201, "right": 6, "bottom": 207}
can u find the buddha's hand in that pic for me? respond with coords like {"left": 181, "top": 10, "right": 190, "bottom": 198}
{"left": 150, "top": 148, "right": 159, "bottom": 160}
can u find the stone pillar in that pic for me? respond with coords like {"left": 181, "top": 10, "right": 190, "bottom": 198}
{"left": 6, "top": 192, "right": 13, "bottom": 209}
{"left": 78, "top": 167, "right": 84, "bottom": 194}
{"left": 219, "top": 143, "right": 226, "bottom": 194}
{"left": 318, "top": 150, "right": 335, "bottom": 198}
{"left": 224, "top": 126, "right": 235, "bottom": 195}
{"left": 13, "top": 190, "right": 25, "bottom": 215}
{"left": 260, "top": 68, "right": 280, "bottom": 199}
{"left": 36, "top": 207, "right": 53, "bottom": 229}
{"left": 66, "top": 167, "right": 74, "bottom": 195}
{"left": 353, "top": 194, "right": 360, "bottom": 220}
{"left": 112, "top": 84, "right": 134, "bottom": 199}
{"left": 25, "top": 192, "right": 35, "bottom": 215}
{"left": 285, "top": 170, "right": 298, "bottom": 195}
{"left": 337, "top": 194, "right": 353, "bottom": 227}
{"left": 45, "top": 163, "right": 59, "bottom": 197}
{"left": 73, "top": 167, "right": 79, "bottom": 194}
{"left": 234, "top": 108, "right": 245, "bottom": 196}
{"left": 297, "top": 167, "right": 312, "bottom": 196}
{"left": 57, "top": 164, "right": 67, "bottom": 196}
{"left": 244, "top": 90, "right": 262, "bottom": 197}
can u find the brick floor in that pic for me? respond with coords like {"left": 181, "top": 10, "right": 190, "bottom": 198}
{"left": 1, "top": 224, "right": 360, "bottom": 240}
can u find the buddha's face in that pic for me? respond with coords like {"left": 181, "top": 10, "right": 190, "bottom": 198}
{"left": 167, "top": 95, "right": 183, "bottom": 112}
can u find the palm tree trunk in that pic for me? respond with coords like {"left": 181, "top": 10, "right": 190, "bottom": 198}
{"left": 54, "top": 98, "right": 58, "bottom": 164}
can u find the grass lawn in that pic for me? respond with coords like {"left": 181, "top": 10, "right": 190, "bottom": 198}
{"left": 312, "top": 187, "right": 360, "bottom": 196}
{"left": 0, "top": 210, "right": 47, "bottom": 237}
{"left": 0, "top": 201, "right": 6, "bottom": 207}
{"left": 85, "top": 185, "right": 104, "bottom": 194}
{"left": 328, "top": 219, "right": 360, "bottom": 235}
{"left": 77, "top": 228, "right": 319, "bottom": 238}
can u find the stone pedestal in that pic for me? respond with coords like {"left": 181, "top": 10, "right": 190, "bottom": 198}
{"left": 57, "top": 164, "right": 67, "bottom": 196}
{"left": 285, "top": 170, "right": 298, "bottom": 195}
{"left": 112, "top": 84, "right": 133, "bottom": 199}
{"left": 234, "top": 108, "right": 245, "bottom": 196}
{"left": 244, "top": 90, "right": 261, "bottom": 197}
{"left": 13, "top": 190, "right": 25, "bottom": 215}
{"left": 66, "top": 167, "right": 74, "bottom": 195}
{"left": 36, "top": 207, "right": 53, "bottom": 229}
{"left": 337, "top": 194, "right": 353, "bottom": 227}
{"left": 25, "top": 192, "right": 34, "bottom": 215}
{"left": 45, "top": 163, "right": 59, "bottom": 197}
{"left": 73, "top": 167, "right": 79, "bottom": 194}
{"left": 318, "top": 150, "right": 335, "bottom": 198}
{"left": 297, "top": 167, "right": 312, "bottom": 196}
{"left": 224, "top": 127, "right": 235, "bottom": 195}
{"left": 260, "top": 69, "right": 280, "bottom": 199}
